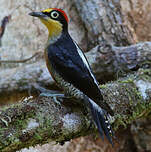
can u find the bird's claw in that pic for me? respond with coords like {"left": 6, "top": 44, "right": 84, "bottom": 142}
{"left": 40, "top": 92, "right": 65, "bottom": 105}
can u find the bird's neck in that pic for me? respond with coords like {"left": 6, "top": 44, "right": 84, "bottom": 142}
{"left": 47, "top": 29, "right": 69, "bottom": 45}
{"left": 48, "top": 25, "right": 62, "bottom": 44}
{"left": 47, "top": 32, "right": 62, "bottom": 45}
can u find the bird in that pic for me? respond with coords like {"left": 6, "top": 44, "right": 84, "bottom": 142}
{"left": 29, "top": 8, "right": 114, "bottom": 144}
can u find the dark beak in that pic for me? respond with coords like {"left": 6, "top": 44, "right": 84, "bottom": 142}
{"left": 29, "top": 12, "right": 47, "bottom": 18}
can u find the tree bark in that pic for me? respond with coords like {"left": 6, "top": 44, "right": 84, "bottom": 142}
{"left": 72, "top": 0, "right": 136, "bottom": 47}
{"left": 0, "top": 69, "right": 151, "bottom": 152}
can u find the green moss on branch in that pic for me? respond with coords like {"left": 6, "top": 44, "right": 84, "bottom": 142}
{"left": 0, "top": 69, "right": 151, "bottom": 152}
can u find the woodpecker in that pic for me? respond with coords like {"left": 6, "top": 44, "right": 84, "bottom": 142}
{"left": 29, "top": 8, "right": 114, "bottom": 144}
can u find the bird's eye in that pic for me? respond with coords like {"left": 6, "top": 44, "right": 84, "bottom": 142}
{"left": 51, "top": 11, "right": 59, "bottom": 19}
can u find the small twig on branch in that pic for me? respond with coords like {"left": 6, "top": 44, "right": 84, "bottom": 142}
{"left": 0, "top": 15, "right": 11, "bottom": 40}
{"left": 0, "top": 5, "right": 22, "bottom": 42}
{"left": 0, "top": 52, "right": 42, "bottom": 64}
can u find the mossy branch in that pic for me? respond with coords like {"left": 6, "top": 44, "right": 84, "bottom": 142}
{"left": 0, "top": 69, "right": 151, "bottom": 152}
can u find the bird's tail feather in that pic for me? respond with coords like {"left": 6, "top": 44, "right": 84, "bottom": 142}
{"left": 84, "top": 96, "right": 113, "bottom": 145}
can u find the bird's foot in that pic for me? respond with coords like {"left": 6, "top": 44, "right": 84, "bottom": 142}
{"left": 33, "top": 84, "right": 66, "bottom": 105}
{"left": 40, "top": 92, "right": 65, "bottom": 105}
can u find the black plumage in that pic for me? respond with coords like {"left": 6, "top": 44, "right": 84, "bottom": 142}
{"left": 46, "top": 32, "right": 113, "bottom": 116}
{"left": 46, "top": 32, "right": 114, "bottom": 144}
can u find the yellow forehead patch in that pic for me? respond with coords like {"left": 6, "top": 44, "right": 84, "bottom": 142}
{"left": 42, "top": 8, "right": 53, "bottom": 13}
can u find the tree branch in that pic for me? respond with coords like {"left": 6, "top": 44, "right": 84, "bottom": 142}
{"left": 0, "top": 69, "right": 151, "bottom": 152}
{"left": 88, "top": 41, "right": 151, "bottom": 82}
{"left": 1, "top": 41, "right": 151, "bottom": 104}
{"left": 0, "top": 52, "right": 41, "bottom": 64}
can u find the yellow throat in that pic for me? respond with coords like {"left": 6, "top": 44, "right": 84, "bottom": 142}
{"left": 40, "top": 18, "right": 62, "bottom": 38}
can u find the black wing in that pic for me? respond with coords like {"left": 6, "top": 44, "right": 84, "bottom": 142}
{"left": 47, "top": 34, "right": 113, "bottom": 115}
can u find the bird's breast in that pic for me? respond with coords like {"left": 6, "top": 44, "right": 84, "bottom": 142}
{"left": 44, "top": 48, "right": 58, "bottom": 82}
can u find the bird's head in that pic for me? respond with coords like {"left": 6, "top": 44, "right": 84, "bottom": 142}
{"left": 29, "top": 8, "right": 68, "bottom": 39}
